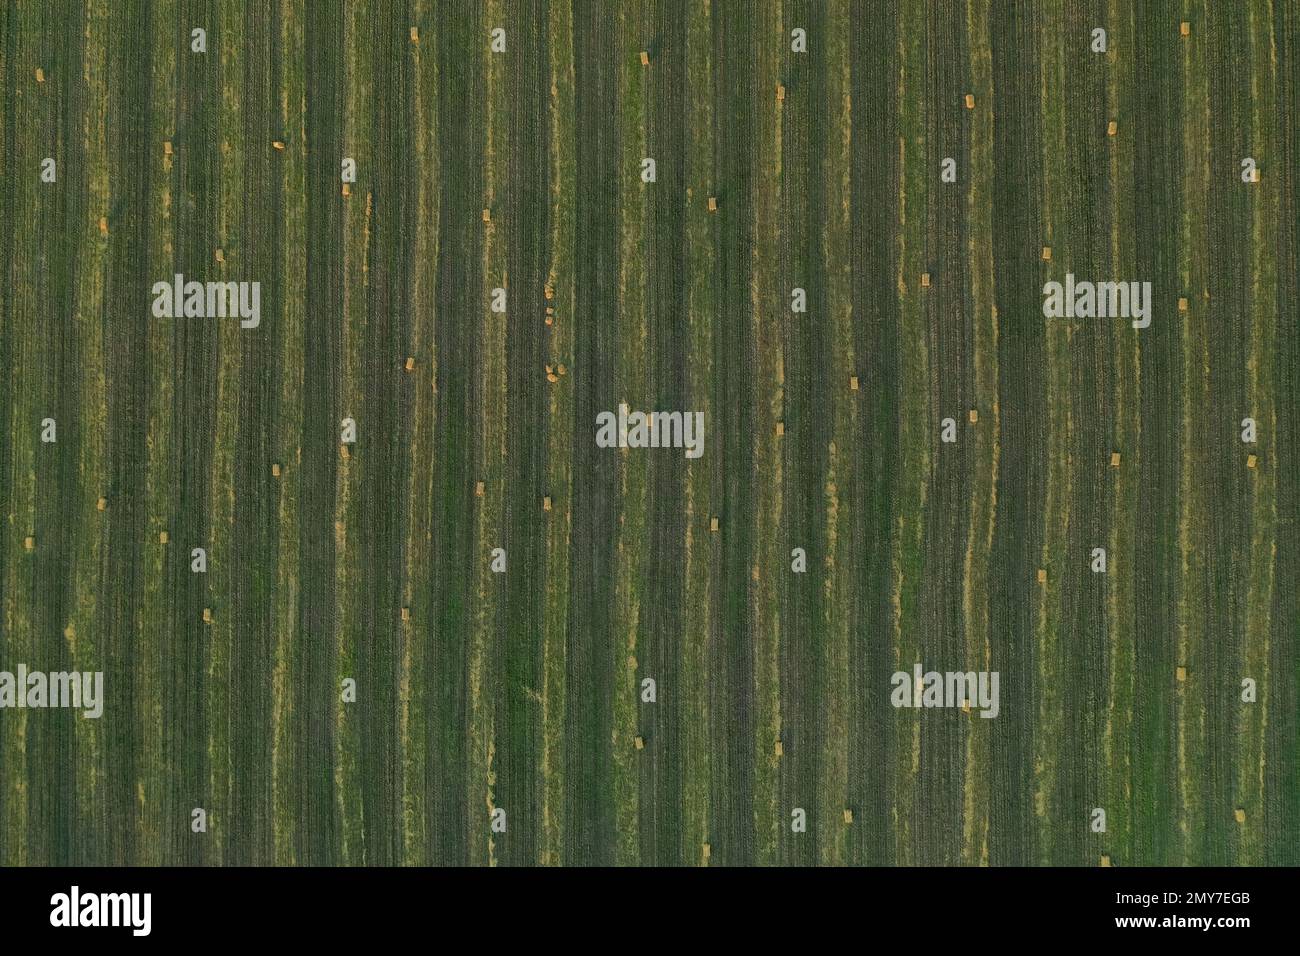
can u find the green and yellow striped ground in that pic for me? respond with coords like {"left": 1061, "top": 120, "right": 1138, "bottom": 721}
{"left": 0, "top": 0, "right": 1296, "bottom": 866}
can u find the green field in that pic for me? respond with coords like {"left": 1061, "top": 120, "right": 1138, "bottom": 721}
{"left": 0, "top": 0, "right": 1297, "bottom": 866}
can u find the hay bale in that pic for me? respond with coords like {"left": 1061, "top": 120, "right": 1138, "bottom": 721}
{"left": 776, "top": 83, "right": 785, "bottom": 101}
{"left": 1247, "top": 454, "right": 1257, "bottom": 469}
{"left": 203, "top": 608, "right": 213, "bottom": 624}
{"left": 1176, "top": 666, "right": 1187, "bottom": 682}
{"left": 405, "top": 356, "right": 416, "bottom": 371}
{"left": 272, "top": 462, "right": 282, "bottom": 478}
{"left": 710, "top": 516, "right": 720, "bottom": 532}
{"left": 24, "top": 535, "right": 35, "bottom": 551}
{"left": 843, "top": 809, "right": 853, "bottom": 824}
{"left": 1180, "top": 21, "right": 1190, "bottom": 37}
{"left": 159, "top": 531, "right": 169, "bottom": 544}
{"left": 774, "top": 740, "right": 783, "bottom": 757}
{"left": 640, "top": 51, "right": 650, "bottom": 66}
{"left": 1178, "top": 297, "right": 1188, "bottom": 311}
{"left": 850, "top": 375, "right": 859, "bottom": 391}
{"left": 272, "top": 140, "right": 285, "bottom": 150}
{"left": 968, "top": 409, "right": 978, "bottom": 424}
{"left": 543, "top": 495, "right": 552, "bottom": 512}
{"left": 1100, "top": 855, "right": 1111, "bottom": 867}
{"left": 634, "top": 735, "right": 644, "bottom": 750}
{"left": 707, "top": 196, "right": 718, "bottom": 212}
{"left": 964, "top": 93, "right": 975, "bottom": 109}
{"left": 920, "top": 272, "right": 930, "bottom": 288}
{"left": 775, "top": 421, "right": 784, "bottom": 436}
{"left": 482, "top": 208, "right": 491, "bottom": 222}
{"left": 1107, "top": 120, "right": 1117, "bottom": 136}
{"left": 475, "top": 481, "right": 485, "bottom": 497}
{"left": 410, "top": 26, "right": 419, "bottom": 44}
{"left": 401, "top": 606, "right": 410, "bottom": 622}
{"left": 1110, "top": 451, "right": 1121, "bottom": 468}
{"left": 97, "top": 496, "right": 107, "bottom": 512}
{"left": 1037, "top": 568, "right": 1047, "bottom": 584}
{"left": 1041, "top": 245, "right": 1052, "bottom": 261}
{"left": 1234, "top": 808, "right": 1246, "bottom": 824}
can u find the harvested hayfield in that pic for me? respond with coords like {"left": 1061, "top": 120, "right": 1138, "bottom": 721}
{"left": 0, "top": 1, "right": 1296, "bottom": 867}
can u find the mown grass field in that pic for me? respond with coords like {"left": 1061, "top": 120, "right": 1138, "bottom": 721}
{"left": 0, "top": 0, "right": 1297, "bottom": 866}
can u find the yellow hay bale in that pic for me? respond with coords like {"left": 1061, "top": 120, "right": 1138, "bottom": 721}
{"left": 1100, "top": 855, "right": 1111, "bottom": 867}
{"left": 163, "top": 140, "right": 173, "bottom": 156}
{"left": 543, "top": 495, "right": 552, "bottom": 512}
{"left": 964, "top": 93, "right": 975, "bottom": 109}
{"left": 702, "top": 843, "right": 711, "bottom": 860}
{"left": 775, "top": 421, "right": 784, "bottom": 436}
{"left": 710, "top": 516, "right": 720, "bottom": 532}
{"left": 843, "top": 809, "right": 853, "bottom": 824}
{"left": 1110, "top": 451, "right": 1121, "bottom": 468}
{"left": 640, "top": 51, "right": 650, "bottom": 67}
{"left": 24, "top": 536, "right": 35, "bottom": 551}
{"left": 968, "top": 409, "right": 978, "bottom": 424}
{"left": 342, "top": 183, "right": 350, "bottom": 197}
{"left": 401, "top": 606, "right": 410, "bottom": 622}
{"left": 405, "top": 356, "right": 416, "bottom": 371}
{"left": 340, "top": 444, "right": 350, "bottom": 460}
{"left": 920, "top": 272, "right": 930, "bottom": 288}
{"left": 774, "top": 740, "right": 783, "bottom": 757}
{"left": 1180, "top": 22, "right": 1190, "bottom": 37}
{"left": 850, "top": 375, "right": 859, "bottom": 391}
{"left": 1041, "top": 245, "right": 1052, "bottom": 261}
{"left": 272, "top": 140, "right": 285, "bottom": 150}
{"left": 203, "top": 608, "right": 213, "bottom": 624}
{"left": 1247, "top": 454, "right": 1257, "bottom": 469}
{"left": 1178, "top": 297, "right": 1188, "bottom": 312}
{"left": 1234, "top": 808, "right": 1246, "bottom": 824}
{"left": 634, "top": 735, "right": 644, "bottom": 750}
{"left": 97, "top": 496, "right": 107, "bottom": 512}
{"left": 1176, "top": 666, "right": 1187, "bottom": 682}
{"left": 1037, "top": 568, "right": 1047, "bottom": 584}
{"left": 482, "top": 208, "right": 491, "bottom": 222}
{"left": 1107, "top": 120, "right": 1117, "bottom": 136}
{"left": 272, "top": 462, "right": 282, "bottom": 478}
{"left": 159, "top": 530, "right": 169, "bottom": 544}
{"left": 215, "top": 248, "right": 224, "bottom": 263}
{"left": 410, "top": 26, "right": 419, "bottom": 44}
{"left": 36, "top": 68, "right": 45, "bottom": 83}
{"left": 475, "top": 481, "right": 485, "bottom": 497}
{"left": 776, "top": 83, "right": 785, "bottom": 101}
{"left": 707, "top": 196, "right": 718, "bottom": 212}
